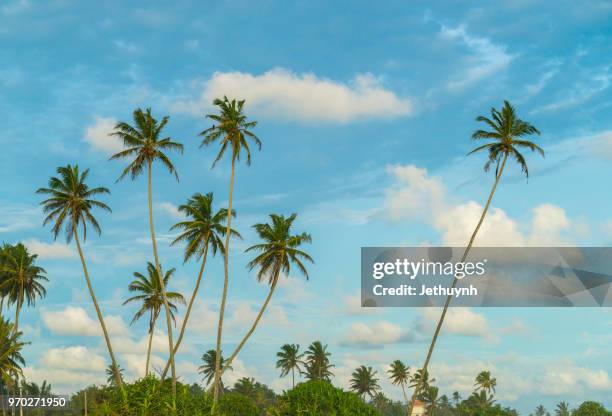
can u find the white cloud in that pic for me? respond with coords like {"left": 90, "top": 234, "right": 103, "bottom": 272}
{"left": 417, "top": 308, "right": 490, "bottom": 338}
{"left": 157, "top": 202, "right": 183, "bottom": 219}
{"left": 41, "top": 346, "right": 106, "bottom": 372}
{"left": 539, "top": 363, "right": 612, "bottom": 395}
{"left": 171, "top": 68, "right": 413, "bottom": 123}
{"left": 23, "top": 366, "right": 106, "bottom": 394}
{"left": 42, "top": 306, "right": 129, "bottom": 337}
{"left": 340, "top": 321, "right": 415, "bottom": 347}
{"left": 83, "top": 116, "right": 123, "bottom": 154}
{"left": 0, "top": 203, "right": 39, "bottom": 233}
{"left": 23, "top": 238, "right": 75, "bottom": 259}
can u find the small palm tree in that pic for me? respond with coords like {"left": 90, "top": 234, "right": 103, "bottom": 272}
{"left": 452, "top": 391, "right": 461, "bottom": 406}
{"left": 303, "top": 341, "right": 334, "bottom": 381}
{"left": 200, "top": 96, "right": 261, "bottom": 403}
{"left": 410, "top": 369, "right": 435, "bottom": 397}
{"left": 106, "top": 363, "right": 124, "bottom": 386}
{"left": 387, "top": 360, "right": 410, "bottom": 403}
{"left": 409, "top": 101, "right": 544, "bottom": 413}
{"left": 0, "top": 318, "right": 26, "bottom": 387}
{"left": 123, "top": 262, "right": 185, "bottom": 376}
{"left": 349, "top": 366, "right": 381, "bottom": 400}
{"left": 37, "top": 165, "right": 124, "bottom": 392}
{"left": 158, "top": 192, "right": 240, "bottom": 380}
{"left": 474, "top": 370, "right": 497, "bottom": 395}
{"left": 535, "top": 405, "right": 547, "bottom": 416}
{"left": 556, "top": 402, "right": 570, "bottom": 416}
{"left": 276, "top": 344, "right": 304, "bottom": 388}
{"left": 21, "top": 379, "right": 52, "bottom": 396}
{"left": 421, "top": 386, "right": 440, "bottom": 416}
{"left": 110, "top": 108, "right": 183, "bottom": 400}
{"left": 470, "top": 390, "right": 496, "bottom": 409}
{"left": 222, "top": 214, "right": 312, "bottom": 375}
{"left": 0, "top": 243, "right": 47, "bottom": 333}
{"left": 199, "top": 350, "right": 232, "bottom": 392}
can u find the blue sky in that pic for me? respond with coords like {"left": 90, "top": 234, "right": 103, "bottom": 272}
{"left": 1, "top": 0, "right": 612, "bottom": 412}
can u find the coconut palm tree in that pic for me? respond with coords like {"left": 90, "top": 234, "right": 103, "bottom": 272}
{"left": 0, "top": 243, "right": 47, "bottom": 333}
{"left": 303, "top": 341, "right": 334, "bottom": 381}
{"left": 470, "top": 390, "right": 496, "bottom": 410}
{"left": 408, "top": 101, "right": 543, "bottom": 413}
{"left": 387, "top": 360, "right": 410, "bottom": 403}
{"left": 410, "top": 369, "right": 435, "bottom": 397}
{"left": 36, "top": 165, "right": 124, "bottom": 392}
{"left": 421, "top": 386, "right": 440, "bottom": 416}
{"left": 222, "top": 214, "right": 312, "bottom": 374}
{"left": 276, "top": 344, "right": 304, "bottom": 388}
{"left": 110, "top": 108, "right": 183, "bottom": 400}
{"left": 123, "top": 262, "right": 185, "bottom": 375}
{"left": 106, "top": 363, "right": 124, "bottom": 386}
{"left": 350, "top": 366, "right": 381, "bottom": 400}
{"left": 474, "top": 370, "right": 497, "bottom": 395}
{"left": 158, "top": 192, "right": 240, "bottom": 380}
{"left": 0, "top": 317, "right": 26, "bottom": 387}
{"left": 452, "top": 391, "right": 461, "bottom": 407}
{"left": 199, "top": 350, "right": 232, "bottom": 392}
{"left": 199, "top": 96, "right": 261, "bottom": 403}
{"left": 556, "top": 402, "right": 570, "bottom": 416}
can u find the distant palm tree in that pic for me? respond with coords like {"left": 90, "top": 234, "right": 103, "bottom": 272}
{"left": 106, "top": 363, "right": 124, "bottom": 386}
{"left": 199, "top": 350, "right": 232, "bottom": 392}
{"left": 158, "top": 192, "right": 240, "bottom": 380}
{"left": 0, "top": 318, "right": 26, "bottom": 387}
{"left": 37, "top": 165, "right": 124, "bottom": 392}
{"left": 474, "top": 370, "right": 497, "bottom": 395}
{"left": 110, "top": 108, "right": 183, "bottom": 400}
{"left": 123, "top": 262, "right": 185, "bottom": 376}
{"left": 303, "top": 341, "right": 334, "bottom": 381}
{"left": 421, "top": 386, "right": 440, "bottom": 416}
{"left": 470, "top": 390, "right": 496, "bottom": 409}
{"left": 0, "top": 243, "right": 47, "bottom": 333}
{"left": 350, "top": 366, "right": 381, "bottom": 400}
{"left": 409, "top": 101, "right": 543, "bottom": 413}
{"left": 276, "top": 344, "right": 304, "bottom": 388}
{"left": 21, "top": 379, "right": 52, "bottom": 396}
{"left": 387, "top": 360, "right": 410, "bottom": 403}
{"left": 222, "top": 214, "right": 312, "bottom": 374}
{"left": 452, "top": 391, "right": 461, "bottom": 406}
{"left": 232, "top": 377, "right": 256, "bottom": 397}
{"left": 199, "top": 96, "right": 261, "bottom": 403}
{"left": 535, "top": 404, "right": 547, "bottom": 416}
{"left": 556, "top": 402, "right": 570, "bottom": 416}
{"left": 410, "top": 369, "right": 435, "bottom": 397}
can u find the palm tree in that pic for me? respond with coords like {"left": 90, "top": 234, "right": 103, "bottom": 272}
{"left": 0, "top": 317, "right": 26, "bottom": 387}
{"left": 0, "top": 243, "right": 47, "bottom": 333}
{"left": 37, "top": 165, "right": 124, "bottom": 392}
{"left": 534, "top": 405, "right": 547, "bottom": 416}
{"left": 474, "top": 370, "right": 497, "bottom": 395}
{"left": 110, "top": 108, "right": 183, "bottom": 400}
{"left": 21, "top": 379, "right": 52, "bottom": 396}
{"left": 452, "top": 391, "right": 461, "bottom": 407}
{"left": 123, "top": 262, "right": 185, "bottom": 375}
{"left": 106, "top": 363, "right": 124, "bottom": 386}
{"left": 387, "top": 360, "right": 410, "bottom": 403}
{"left": 350, "top": 366, "right": 381, "bottom": 400}
{"left": 199, "top": 96, "right": 261, "bottom": 403}
{"left": 303, "top": 341, "right": 334, "bottom": 381}
{"left": 469, "top": 390, "right": 496, "bottom": 409}
{"left": 410, "top": 369, "right": 435, "bottom": 398}
{"left": 276, "top": 344, "right": 304, "bottom": 388}
{"left": 556, "top": 402, "right": 570, "bottom": 416}
{"left": 199, "top": 350, "right": 232, "bottom": 392}
{"left": 222, "top": 214, "right": 312, "bottom": 374}
{"left": 421, "top": 386, "right": 440, "bottom": 416}
{"left": 408, "top": 101, "right": 543, "bottom": 413}
{"left": 158, "top": 192, "right": 240, "bottom": 380}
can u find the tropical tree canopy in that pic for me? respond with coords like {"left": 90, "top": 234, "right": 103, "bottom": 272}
{"left": 303, "top": 341, "right": 334, "bottom": 381}
{"left": 0, "top": 317, "right": 27, "bottom": 385}
{"left": 0, "top": 243, "right": 47, "bottom": 309}
{"left": 199, "top": 350, "right": 232, "bottom": 388}
{"left": 276, "top": 344, "right": 303, "bottom": 379}
{"left": 349, "top": 365, "right": 381, "bottom": 399}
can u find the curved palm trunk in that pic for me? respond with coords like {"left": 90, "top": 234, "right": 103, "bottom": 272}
{"left": 401, "top": 383, "right": 408, "bottom": 404}
{"left": 221, "top": 270, "right": 279, "bottom": 375}
{"left": 147, "top": 160, "right": 177, "bottom": 404}
{"left": 145, "top": 311, "right": 157, "bottom": 376}
{"left": 160, "top": 244, "right": 209, "bottom": 380}
{"left": 213, "top": 158, "right": 236, "bottom": 403}
{"left": 407, "top": 154, "right": 508, "bottom": 416}
{"left": 73, "top": 229, "right": 124, "bottom": 393}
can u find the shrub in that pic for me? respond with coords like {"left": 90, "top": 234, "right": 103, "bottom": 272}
{"left": 218, "top": 392, "right": 260, "bottom": 416}
{"left": 572, "top": 402, "right": 611, "bottom": 416}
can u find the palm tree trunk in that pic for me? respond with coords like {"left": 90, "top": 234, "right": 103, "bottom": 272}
{"left": 147, "top": 160, "right": 177, "bottom": 403}
{"left": 292, "top": 368, "right": 295, "bottom": 388}
{"left": 407, "top": 153, "right": 508, "bottom": 416}
{"left": 73, "top": 229, "right": 125, "bottom": 394}
{"left": 13, "top": 295, "right": 21, "bottom": 335}
{"left": 160, "top": 244, "right": 209, "bottom": 380}
{"left": 84, "top": 389, "right": 88, "bottom": 416}
{"left": 401, "top": 383, "right": 408, "bottom": 404}
{"left": 213, "top": 158, "right": 236, "bottom": 403}
{"left": 221, "top": 270, "right": 280, "bottom": 375}
{"left": 145, "top": 311, "right": 156, "bottom": 376}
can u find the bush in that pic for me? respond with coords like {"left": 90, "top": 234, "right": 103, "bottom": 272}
{"left": 218, "top": 392, "right": 260, "bottom": 416}
{"left": 572, "top": 402, "right": 611, "bottom": 416}
{"left": 270, "top": 380, "right": 380, "bottom": 416}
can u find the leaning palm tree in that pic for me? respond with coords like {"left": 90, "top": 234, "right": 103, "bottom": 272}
{"left": 221, "top": 214, "right": 312, "bottom": 376}
{"left": 349, "top": 366, "right": 381, "bottom": 400}
{"left": 474, "top": 370, "right": 497, "bottom": 395}
{"left": 36, "top": 165, "right": 124, "bottom": 392}
{"left": 276, "top": 344, "right": 304, "bottom": 388}
{"left": 303, "top": 340, "right": 334, "bottom": 381}
{"left": 0, "top": 243, "right": 47, "bottom": 333}
{"left": 200, "top": 96, "right": 261, "bottom": 403}
{"left": 556, "top": 402, "right": 570, "bottom": 416}
{"left": 199, "top": 349, "right": 232, "bottom": 392}
{"left": 110, "top": 108, "right": 183, "bottom": 399}
{"left": 123, "top": 262, "right": 185, "bottom": 376}
{"left": 106, "top": 363, "right": 124, "bottom": 386}
{"left": 158, "top": 192, "right": 240, "bottom": 380}
{"left": 0, "top": 318, "right": 26, "bottom": 388}
{"left": 387, "top": 360, "right": 410, "bottom": 403}
{"left": 408, "top": 101, "right": 544, "bottom": 413}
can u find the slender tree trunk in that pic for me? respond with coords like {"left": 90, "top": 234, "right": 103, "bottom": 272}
{"left": 145, "top": 311, "right": 156, "bottom": 376}
{"left": 0, "top": 297, "right": 4, "bottom": 317}
{"left": 147, "top": 160, "right": 177, "bottom": 405}
{"left": 13, "top": 295, "right": 21, "bottom": 335}
{"left": 292, "top": 368, "right": 295, "bottom": 389}
{"left": 401, "top": 383, "right": 408, "bottom": 403}
{"left": 73, "top": 229, "right": 124, "bottom": 394}
{"left": 213, "top": 158, "right": 236, "bottom": 403}
{"left": 160, "top": 244, "right": 209, "bottom": 380}
{"left": 84, "top": 389, "right": 88, "bottom": 416}
{"left": 407, "top": 154, "right": 508, "bottom": 416}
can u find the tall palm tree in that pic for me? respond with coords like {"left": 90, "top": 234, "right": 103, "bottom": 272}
{"left": 421, "top": 386, "right": 440, "bottom": 416}
{"left": 158, "top": 192, "right": 240, "bottom": 380}
{"left": 0, "top": 243, "right": 47, "bottom": 333}
{"left": 349, "top": 366, "right": 381, "bottom": 400}
{"left": 199, "top": 349, "right": 232, "bottom": 392}
{"left": 556, "top": 402, "right": 570, "bottom": 416}
{"left": 408, "top": 101, "right": 543, "bottom": 413}
{"left": 276, "top": 344, "right": 304, "bottom": 388}
{"left": 199, "top": 96, "right": 261, "bottom": 403}
{"left": 106, "top": 363, "right": 124, "bottom": 386}
{"left": 474, "top": 370, "right": 497, "bottom": 395}
{"left": 123, "top": 262, "right": 185, "bottom": 375}
{"left": 0, "top": 317, "right": 26, "bottom": 387}
{"left": 222, "top": 214, "right": 312, "bottom": 374}
{"left": 387, "top": 360, "right": 410, "bottom": 403}
{"left": 36, "top": 165, "right": 124, "bottom": 392}
{"left": 303, "top": 341, "right": 334, "bottom": 381}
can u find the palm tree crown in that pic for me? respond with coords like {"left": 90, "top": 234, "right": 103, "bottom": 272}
{"left": 37, "top": 164, "right": 111, "bottom": 241}
{"left": 0, "top": 243, "right": 47, "bottom": 316}
{"left": 109, "top": 108, "right": 183, "bottom": 181}
{"left": 387, "top": 360, "right": 410, "bottom": 388}
{"left": 349, "top": 365, "right": 381, "bottom": 399}
{"left": 474, "top": 370, "right": 497, "bottom": 395}
{"left": 199, "top": 350, "right": 232, "bottom": 388}
{"left": 276, "top": 344, "right": 303, "bottom": 387}
{"left": 106, "top": 363, "right": 124, "bottom": 386}
{"left": 0, "top": 318, "right": 27, "bottom": 386}
{"left": 303, "top": 341, "right": 334, "bottom": 381}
